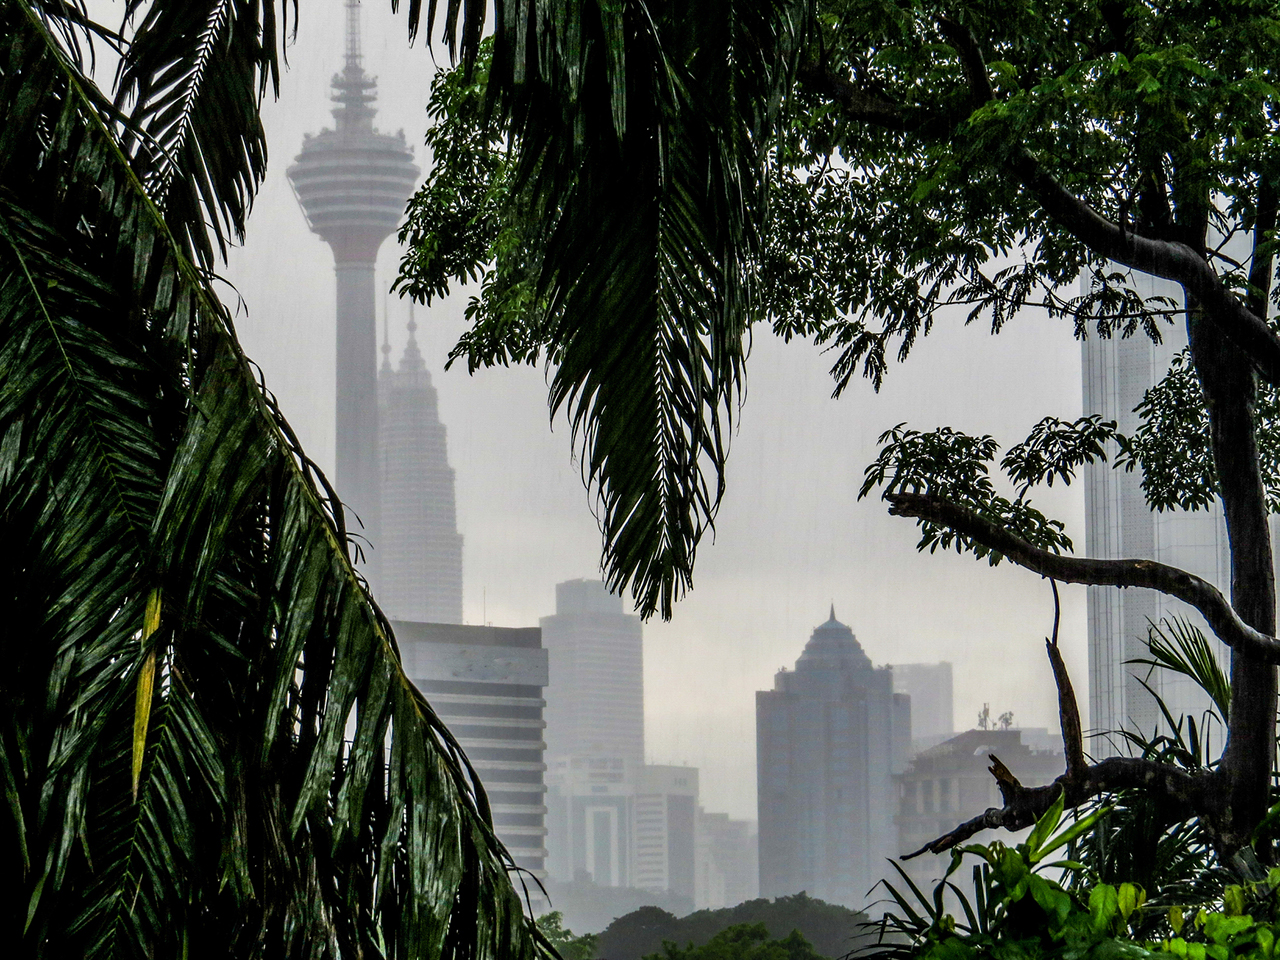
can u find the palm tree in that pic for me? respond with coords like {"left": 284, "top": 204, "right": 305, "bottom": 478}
{"left": 1, "top": 1, "right": 545, "bottom": 955}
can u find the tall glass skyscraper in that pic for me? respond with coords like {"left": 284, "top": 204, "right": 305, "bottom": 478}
{"left": 1081, "top": 275, "right": 1232, "bottom": 745}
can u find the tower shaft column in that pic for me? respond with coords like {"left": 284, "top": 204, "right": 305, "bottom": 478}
{"left": 335, "top": 259, "right": 380, "bottom": 570}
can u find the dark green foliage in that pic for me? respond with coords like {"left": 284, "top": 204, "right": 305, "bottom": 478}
{"left": 878, "top": 806, "right": 1280, "bottom": 960}
{"left": 1118, "top": 349, "right": 1280, "bottom": 515}
{"left": 114, "top": 0, "right": 288, "bottom": 269}
{"left": 857, "top": 418, "right": 1117, "bottom": 563}
{"left": 644, "top": 924, "right": 826, "bottom": 960}
{"left": 537, "top": 912, "right": 599, "bottom": 960}
{"left": 401, "top": 0, "right": 1280, "bottom": 617}
{"left": 1, "top": 1, "right": 546, "bottom": 957}
{"left": 596, "top": 894, "right": 872, "bottom": 960}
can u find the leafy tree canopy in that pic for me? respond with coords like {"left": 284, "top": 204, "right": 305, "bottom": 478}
{"left": 537, "top": 912, "right": 600, "bottom": 960}
{"left": 643, "top": 924, "right": 827, "bottom": 960}
{"left": 595, "top": 894, "right": 872, "bottom": 960}
{"left": 399, "top": 0, "right": 1280, "bottom": 614}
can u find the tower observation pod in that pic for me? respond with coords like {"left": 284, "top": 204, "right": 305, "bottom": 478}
{"left": 288, "top": 0, "right": 419, "bottom": 575}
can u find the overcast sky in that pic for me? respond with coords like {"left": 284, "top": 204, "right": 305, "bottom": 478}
{"left": 222, "top": 1, "right": 1089, "bottom": 821}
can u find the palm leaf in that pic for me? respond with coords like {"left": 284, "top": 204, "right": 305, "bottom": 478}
{"left": 1131, "top": 617, "right": 1231, "bottom": 724}
{"left": 401, "top": 0, "right": 802, "bottom": 617}
{"left": 1, "top": 2, "right": 545, "bottom": 956}
{"left": 114, "top": 0, "right": 289, "bottom": 269}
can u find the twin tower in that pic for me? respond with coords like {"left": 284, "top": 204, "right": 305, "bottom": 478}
{"left": 287, "top": 0, "right": 462, "bottom": 622}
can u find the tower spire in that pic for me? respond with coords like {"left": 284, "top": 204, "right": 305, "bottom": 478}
{"left": 345, "top": 0, "right": 363, "bottom": 72}
{"left": 331, "top": 0, "right": 376, "bottom": 132}
{"left": 401, "top": 302, "right": 425, "bottom": 372}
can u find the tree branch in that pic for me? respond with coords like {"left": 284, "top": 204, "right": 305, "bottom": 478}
{"left": 901, "top": 613, "right": 1211, "bottom": 860}
{"left": 902, "top": 757, "right": 1205, "bottom": 859}
{"left": 800, "top": 26, "right": 1280, "bottom": 385}
{"left": 1009, "top": 150, "right": 1280, "bottom": 387}
{"left": 795, "top": 60, "right": 913, "bottom": 130}
{"left": 1045, "top": 580, "right": 1087, "bottom": 781}
{"left": 884, "top": 491, "right": 1280, "bottom": 664}
{"left": 933, "top": 18, "right": 1280, "bottom": 385}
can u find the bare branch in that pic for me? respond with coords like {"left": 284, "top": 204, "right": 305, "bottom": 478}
{"left": 884, "top": 491, "right": 1280, "bottom": 664}
{"left": 902, "top": 757, "right": 1205, "bottom": 859}
{"left": 1010, "top": 150, "right": 1280, "bottom": 387}
{"left": 1045, "top": 580, "right": 1087, "bottom": 780}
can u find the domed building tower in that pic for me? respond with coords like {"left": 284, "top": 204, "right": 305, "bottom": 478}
{"left": 756, "top": 608, "right": 911, "bottom": 908}
{"left": 288, "top": 0, "right": 419, "bottom": 572}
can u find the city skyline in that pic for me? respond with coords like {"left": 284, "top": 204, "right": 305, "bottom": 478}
{"left": 226, "top": 2, "right": 1090, "bottom": 822}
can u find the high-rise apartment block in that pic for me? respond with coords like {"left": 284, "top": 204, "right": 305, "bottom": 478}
{"left": 756, "top": 609, "right": 911, "bottom": 908}
{"left": 288, "top": 0, "right": 418, "bottom": 566}
{"left": 395, "top": 620, "right": 549, "bottom": 911}
{"left": 543, "top": 757, "right": 698, "bottom": 904}
{"left": 890, "top": 662, "right": 954, "bottom": 747}
{"left": 696, "top": 810, "right": 759, "bottom": 910}
{"left": 378, "top": 320, "right": 464, "bottom": 623}
{"left": 540, "top": 580, "right": 645, "bottom": 764}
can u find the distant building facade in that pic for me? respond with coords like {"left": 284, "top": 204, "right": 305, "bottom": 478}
{"left": 896, "top": 728, "right": 1063, "bottom": 890}
{"left": 540, "top": 580, "right": 645, "bottom": 764}
{"left": 756, "top": 609, "right": 911, "bottom": 909}
{"left": 378, "top": 320, "right": 464, "bottom": 623}
{"left": 544, "top": 757, "right": 699, "bottom": 904}
{"left": 696, "top": 810, "right": 759, "bottom": 910}
{"left": 395, "top": 620, "right": 548, "bottom": 910}
{"left": 891, "top": 662, "right": 954, "bottom": 747}
{"left": 1081, "top": 275, "right": 1231, "bottom": 741}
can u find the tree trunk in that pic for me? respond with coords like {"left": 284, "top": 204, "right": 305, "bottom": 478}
{"left": 1187, "top": 307, "right": 1277, "bottom": 851}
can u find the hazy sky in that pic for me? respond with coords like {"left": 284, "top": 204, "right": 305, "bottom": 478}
{"left": 223, "top": 2, "right": 1089, "bottom": 821}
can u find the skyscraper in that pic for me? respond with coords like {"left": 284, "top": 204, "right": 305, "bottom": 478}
{"left": 756, "top": 608, "right": 910, "bottom": 908}
{"left": 1081, "top": 274, "right": 1232, "bottom": 740}
{"left": 395, "top": 619, "right": 549, "bottom": 913}
{"left": 540, "top": 580, "right": 645, "bottom": 764}
{"left": 890, "top": 662, "right": 954, "bottom": 747}
{"left": 378, "top": 315, "right": 464, "bottom": 623}
{"left": 288, "top": 0, "right": 419, "bottom": 568}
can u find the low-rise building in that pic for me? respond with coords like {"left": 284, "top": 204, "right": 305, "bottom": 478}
{"left": 895, "top": 728, "right": 1064, "bottom": 891}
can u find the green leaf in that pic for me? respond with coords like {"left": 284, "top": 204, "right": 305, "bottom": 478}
{"left": 1090, "top": 884, "right": 1119, "bottom": 934}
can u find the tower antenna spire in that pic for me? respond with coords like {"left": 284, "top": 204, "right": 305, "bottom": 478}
{"left": 345, "top": 0, "right": 363, "bottom": 72}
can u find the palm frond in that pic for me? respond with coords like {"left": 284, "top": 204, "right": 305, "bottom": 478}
{"left": 114, "top": 0, "right": 289, "bottom": 268}
{"left": 401, "top": 0, "right": 803, "bottom": 618}
{"left": 1131, "top": 617, "right": 1231, "bottom": 724}
{"left": 1, "top": 2, "right": 544, "bottom": 956}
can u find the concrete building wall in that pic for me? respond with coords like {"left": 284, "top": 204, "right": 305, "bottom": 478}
{"left": 695, "top": 810, "right": 759, "bottom": 910}
{"left": 544, "top": 757, "right": 698, "bottom": 903}
{"left": 540, "top": 580, "right": 645, "bottom": 765}
{"left": 895, "top": 729, "right": 1063, "bottom": 892}
{"left": 891, "top": 662, "right": 954, "bottom": 745}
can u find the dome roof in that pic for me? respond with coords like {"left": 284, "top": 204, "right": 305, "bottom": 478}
{"left": 795, "top": 606, "right": 873, "bottom": 672}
